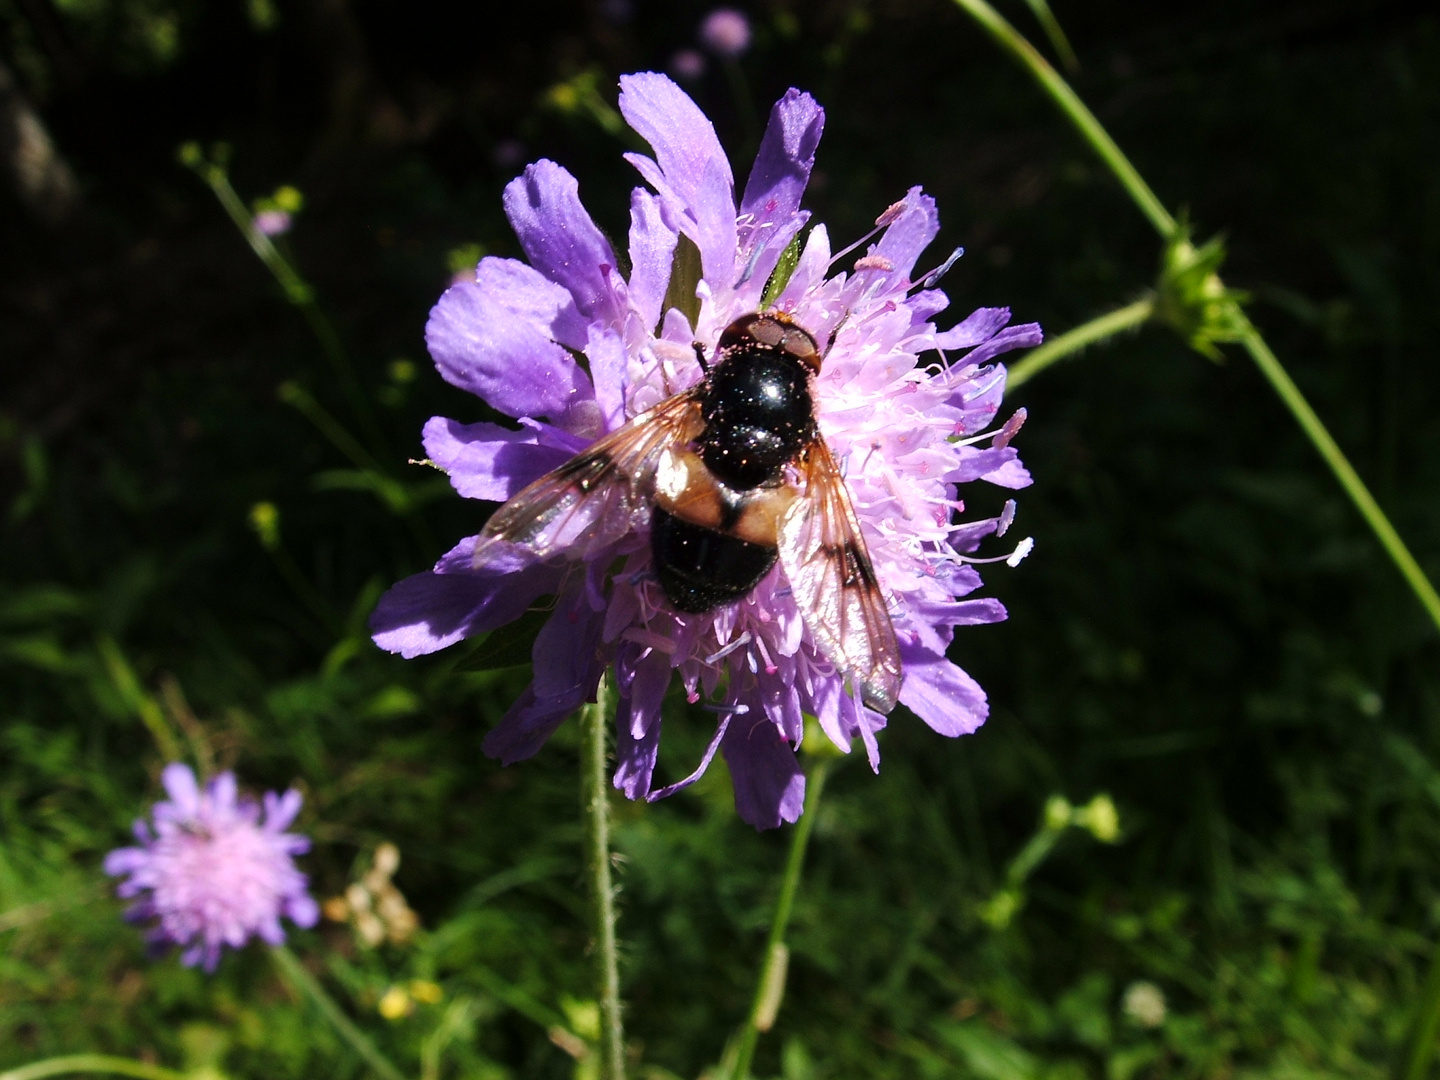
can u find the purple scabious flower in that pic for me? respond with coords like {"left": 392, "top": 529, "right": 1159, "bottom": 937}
{"left": 104, "top": 763, "right": 319, "bottom": 971}
{"left": 699, "top": 8, "right": 752, "bottom": 58}
{"left": 371, "top": 73, "right": 1040, "bottom": 829}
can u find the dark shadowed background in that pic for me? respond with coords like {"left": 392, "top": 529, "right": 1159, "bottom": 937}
{"left": 3, "top": 1, "right": 1439, "bottom": 1077}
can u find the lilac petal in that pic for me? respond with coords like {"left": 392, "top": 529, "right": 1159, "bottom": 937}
{"left": 756, "top": 674, "right": 804, "bottom": 744}
{"left": 614, "top": 700, "right": 662, "bottom": 799}
{"left": 160, "top": 763, "right": 200, "bottom": 817}
{"left": 875, "top": 187, "right": 940, "bottom": 279}
{"left": 741, "top": 89, "right": 824, "bottom": 232}
{"left": 934, "top": 307, "right": 1012, "bottom": 352}
{"left": 721, "top": 715, "right": 806, "bottom": 830}
{"left": 736, "top": 89, "right": 823, "bottom": 294}
{"left": 370, "top": 538, "right": 559, "bottom": 658}
{"left": 897, "top": 639, "right": 989, "bottom": 737}
{"left": 776, "top": 223, "right": 831, "bottom": 310}
{"left": 648, "top": 713, "right": 733, "bottom": 801}
{"left": 426, "top": 258, "right": 593, "bottom": 420}
{"left": 949, "top": 446, "right": 1025, "bottom": 485}
{"left": 619, "top": 72, "right": 737, "bottom": 293}
{"left": 422, "top": 417, "right": 574, "bottom": 502}
{"left": 257, "top": 916, "right": 285, "bottom": 946}
{"left": 483, "top": 682, "right": 584, "bottom": 764}
{"left": 910, "top": 597, "right": 1008, "bottom": 629}
{"left": 103, "top": 847, "right": 146, "bottom": 876}
{"left": 627, "top": 188, "right": 679, "bottom": 333}
{"left": 286, "top": 892, "right": 320, "bottom": 928}
{"left": 585, "top": 325, "right": 629, "bottom": 431}
{"left": 531, "top": 589, "right": 604, "bottom": 699}
{"left": 263, "top": 788, "right": 304, "bottom": 831}
{"left": 958, "top": 323, "right": 1043, "bottom": 368}
{"left": 806, "top": 674, "right": 857, "bottom": 754}
{"left": 504, "top": 160, "right": 625, "bottom": 330}
{"left": 982, "top": 456, "right": 1033, "bottom": 489}
{"left": 947, "top": 363, "right": 1009, "bottom": 435}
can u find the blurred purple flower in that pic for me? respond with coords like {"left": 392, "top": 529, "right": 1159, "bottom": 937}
{"left": 253, "top": 209, "right": 292, "bottom": 237}
{"left": 669, "top": 48, "right": 707, "bottom": 82}
{"left": 371, "top": 73, "right": 1039, "bottom": 829}
{"left": 492, "top": 139, "right": 527, "bottom": 171}
{"left": 699, "top": 8, "right": 752, "bottom": 58}
{"left": 104, "top": 763, "right": 319, "bottom": 971}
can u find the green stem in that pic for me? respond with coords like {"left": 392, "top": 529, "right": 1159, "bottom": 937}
{"left": 580, "top": 676, "right": 625, "bottom": 1080}
{"left": 727, "top": 759, "right": 832, "bottom": 1080}
{"left": 270, "top": 945, "right": 408, "bottom": 1080}
{"left": 949, "top": 0, "right": 1175, "bottom": 238}
{"left": 953, "top": 0, "right": 1440, "bottom": 641}
{"left": 192, "top": 160, "right": 388, "bottom": 460}
{"left": 1402, "top": 934, "right": 1440, "bottom": 1080}
{"left": 1007, "top": 297, "right": 1154, "bottom": 390}
{"left": 1237, "top": 321, "right": 1440, "bottom": 635}
{"left": 0, "top": 1056, "right": 185, "bottom": 1080}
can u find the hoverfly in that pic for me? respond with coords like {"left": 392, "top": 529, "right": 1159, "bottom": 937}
{"left": 471, "top": 311, "right": 902, "bottom": 713}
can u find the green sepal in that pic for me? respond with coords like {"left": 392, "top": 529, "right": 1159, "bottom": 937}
{"left": 760, "top": 233, "right": 805, "bottom": 311}
{"left": 1155, "top": 221, "right": 1250, "bottom": 361}
{"left": 661, "top": 233, "right": 703, "bottom": 333}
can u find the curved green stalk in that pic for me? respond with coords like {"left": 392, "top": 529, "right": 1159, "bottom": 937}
{"left": 726, "top": 760, "right": 832, "bottom": 1080}
{"left": 1236, "top": 321, "right": 1440, "bottom": 634}
{"left": 271, "top": 945, "right": 407, "bottom": 1080}
{"left": 1007, "top": 297, "right": 1154, "bottom": 390}
{"left": 0, "top": 1056, "right": 185, "bottom": 1080}
{"left": 951, "top": 0, "right": 1440, "bottom": 641}
{"left": 948, "top": 0, "right": 1175, "bottom": 238}
{"left": 580, "top": 676, "right": 626, "bottom": 1080}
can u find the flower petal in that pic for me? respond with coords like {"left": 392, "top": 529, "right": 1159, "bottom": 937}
{"left": 935, "top": 307, "right": 1012, "bottom": 351}
{"left": 959, "top": 322, "right": 1043, "bottom": 368}
{"left": 627, "top": 188, "right": 679, "bottom": 334}
{"left": 531, "top": 588, "right": 604, "bottom": 699}
{"left": 160, "top": 763, "right": 200, "bottom": 818}
{"left": 613, "top": 646, "right": 670, "bottom": 800}
{"left": 647, "top": 712, "right": 733, "bottom": 802}
{"left": 740, "top": 89, "right": 824, "bottom": 235}
{"left": 426, "top": 258, "right": 594, "bottom": 420}
{"left": 735, "top": 88, "right": 823, "bottom": 299}
{"left": 481, "top": 680, "right": 587, "bottom": 765}
{"left": 504, "top": 160, "right": 625, "bottom": 330}
{"left": 422, "top": 417, "right": 575, "bottom": 502}
{"left": 875, "top": 187, "right": 940, "bottom": 279}
{"left": 897, "top": 639, "right": 989, "bottom": 737}
{"left": 370, "top": 538, "right": 559, "bottom": 658}
{"left": 619, "top": 72, "right": 737, "bottom": 296}
{"left": 720, "top": 714, "right": 805, "bottom": 830}
{"left": 585, "top": 324, "right": 629, "bottom": 431}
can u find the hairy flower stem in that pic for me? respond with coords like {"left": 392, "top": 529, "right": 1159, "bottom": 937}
{"left": 726, "top": 759, "right": 833, "bottom": 1080}
{"left": 271, "top": 945, "right": 407, "bottom": 1080}
{"left": 952, "top": 0, "right": 1440, "bottom": 640}
{"left": 0, "top": 1057, "right": 186, "bottom": 1080}
{"left": 1006, "top": 297, "right": 1154, "bottom": 390}
{"left": 580, "top": 676, "right": 626, "bottom": 1080}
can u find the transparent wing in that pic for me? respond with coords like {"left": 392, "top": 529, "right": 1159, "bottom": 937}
{"left": 778, "top": 439, "right": 902, "bottom": 713}
{"left": 474, "top": 391, "right": 705, "bottom": 565}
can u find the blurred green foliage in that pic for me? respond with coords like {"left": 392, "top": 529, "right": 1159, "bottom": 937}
{"left": 2, "top": 1, "right": 1439, "bottom": 1078}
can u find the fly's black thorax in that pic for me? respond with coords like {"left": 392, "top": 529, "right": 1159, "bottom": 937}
{"left": 650, "top": 313, "right": 821, "bottom": 614}
{"left": 695, "top": 345, "right": 816, "bottom": 491}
